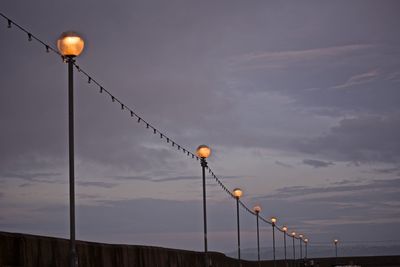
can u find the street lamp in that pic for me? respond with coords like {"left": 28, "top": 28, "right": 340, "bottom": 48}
{"left": 196, "top": 145, "right": 211, "bottom": 267}
{"left": 233, "top": 188, "right": 243, "bottom": 267}
{"left": 282, "top": 226, "right": 288, "bottom": 265}
{"left": 334, "top": 239, "right": 339, "bottom": 260}
{"left": 253, "top": 205, "right": 262, "bottom": 267}
{"left": 271, "top": 217, "right": 277, "bottom": 267}
{"left": 291, "top": 232, "right": 296, "bottom": 264}
{"left": 304, "top": 238, "right": 309, "bottom": 259}
{"left": 299, "top": 234, "right": 303, "bottom": 260}
{"left": 57, "top": 31, "right": 85, "bottom": 267}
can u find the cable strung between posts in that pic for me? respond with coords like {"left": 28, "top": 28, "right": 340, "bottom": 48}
{"left": 0, "top": 12, "right": 309, "bottom": 239}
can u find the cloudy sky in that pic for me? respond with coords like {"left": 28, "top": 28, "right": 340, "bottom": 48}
{"left": 1, "top": 0, "right": 400, "bottom": 258}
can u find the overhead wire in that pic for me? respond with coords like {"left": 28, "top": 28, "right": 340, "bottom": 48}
{"left": 0, "top": 12, "right": 310, "bottom": 244}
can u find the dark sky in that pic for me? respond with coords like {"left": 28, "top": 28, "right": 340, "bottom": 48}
{"left": 1, "top": 0, "right": 400, "bottom": 257}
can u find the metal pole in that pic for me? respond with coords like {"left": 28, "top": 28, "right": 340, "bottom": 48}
{"left": 256, "top": 213, "right": 260, "bottom": 266}
{"left": 335, "top": 242, "right": 338, "bottom": 258}
{"left": 284, "top": 232, "right": 287, "bottom": 265}
{"left": 292, "top": 237, "right": 296, "bottom": 266}
{"left": 299, "top": 238, "right": 302, "bottom": 260}
{"left": 272, "top": 225, "right": 276, "bottom": 267}
{"left": 305, "top": 242, "right": 307, "bottom": 259}
{"left": 236, "top": 198, "right": 241, "bottom": 267}
{"left": 67, "top": 57, "right": 77, "bottom": 267}
{"left": 201, "top": 158, "right": 208, "bottom": 267}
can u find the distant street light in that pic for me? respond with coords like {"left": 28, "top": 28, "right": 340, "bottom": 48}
{"left": 271, "top": 217, "right": 277, "bottom": 267}
{"left": 57, "top": 31, "right": 85, "bottom": 267}
{"left": 196, "top": 145, "right": 211, "bottom": 267}
{"left": 282, "top": 226, "right": 288, "bottom": 265}
{"left": 253, "top": 205, "right": 262, "bottom": 267}
{"left": 334, "top": 239, "right": 339, "bottom": 262}
{"left": 304, "top": 238, "right": 309, "bottom": 259}
{"left": 291, "top": 232, "right": 296, "bottom": 264}
{"left": 299, "top": 234, "right": 303, "bottom": 260}
{"left": 233, "top": 188, "right": 243, "bottom": 267}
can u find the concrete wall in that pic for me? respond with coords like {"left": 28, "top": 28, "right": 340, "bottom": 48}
{"left": 1, "top": 232, "right": 399, "bottom": 267}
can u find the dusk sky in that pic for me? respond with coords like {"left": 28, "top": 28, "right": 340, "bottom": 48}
{"left": 1, "top": 0, "right": 400, "bottom": 259}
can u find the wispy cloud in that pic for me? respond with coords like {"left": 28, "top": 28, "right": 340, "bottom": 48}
{"left": 258, "top": 178, "right": 400, "bottom": 200}
{"left": 302, "top": 159, "right": 334, "bottom": 168}
{"left": 76, "top": 181, "right": 117, "bottom": 188}
{"left": 330, "top": 69, "right": 380, "bottom": 90}
{"left": 231, "top": 44, "right": 373, "bottom": 70}
{"left": 114, "top": 175, "right": 199, "bottom": 183}
{"left": 0, "top": 172, "right": 62, "bottom": 184}
{"left": 275, "top": 161, "right": 293, "bottom": 168}
{"left": 372, "top": 167, "right": 400, "bottom": 175}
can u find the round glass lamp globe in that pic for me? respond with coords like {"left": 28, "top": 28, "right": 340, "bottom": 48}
{"left": 232, "top": 188, "right": 243, "bottom": 198}
{"left": 291, "top": 232, "right": 296, "bottom": 237}
{"left": 299, "top": 234, "right": 303, "bottom": 238}
{"left": 282, "top": 226, "right": 288, "bottom": 232}
{"left": 57, "top": 31, "right": 84, "bottom": 57}
{"left": 253, "top": 205, "right": 262, "bottom": 213}
{"left": 271, "top": 217, "right": 277, "bottom": 224}
{"left": 304, "top": 238, "right": 309, "bottom": 243}
{"left": 196, "top": 145, "right": 211, "bottom": 158}
{"left": 334, "top": 239, "right": 339, "bottom": 244}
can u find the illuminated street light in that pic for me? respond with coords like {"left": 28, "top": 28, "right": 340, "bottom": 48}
{"left": 196, "top": 145, "right": 211, "bottom": 267}
{"left": 57, "top": 31, "right": 85, "bottom": 267}
{"left": 299, "top": 234, "right": 303, "bottom": 260}
{"left": 334, "top": 239, "right": 339, "bottom": 260}
{"left": 233, "top": 188, "right": 243, "bottom": 267}
{"left": 271, "top": 217, "right": 277, "bottom": 267}
{"left": 253, "top": 205, "right": 262, "bottom": 267}
{"left": 282, "top": 226, "right": 288, "bottom": 264}
{"left": 304, "top": 238, "right": 309, "bottom": 259}
{"left": 291, "top": 232, "right": 296, "bottom": 262}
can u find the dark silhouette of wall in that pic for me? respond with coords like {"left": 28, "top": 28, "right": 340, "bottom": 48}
{"left": 1, "top": 232, "right": 399, "bottom": 267}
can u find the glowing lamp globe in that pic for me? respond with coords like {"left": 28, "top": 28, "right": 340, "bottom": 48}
{"left": 196, "top": 145, "right": 211, "bottom": 159}
{"left": 291, "top": 232, "right": 296, "bottom": 237}
{"left": 57, "top": 31, "right": 84, "bottom": 57}
{"left": 271, "top": 217, "right": 277, "bottom": 224}
{"left": 304, "top": 238, "right": 309, "bottom": 243}
{"left": 232, "top": 188, "right": 243, "bottom": 199}
{"left": 299, "top": 234, "right": 304, "bottom": 239}
{"left": 334, "top": 239, "right": 339, "bottom": 244}
{"left": 282, "top": 226, "right": 288, "bottom": 232}
{"left": 253, "top": 205, "right": 262, "bottom": 213}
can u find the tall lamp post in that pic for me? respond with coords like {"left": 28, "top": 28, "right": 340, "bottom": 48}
{"left": 196, "top": 145, "right": 211, "bottom": 267}
{"left": 57, "top": 32, "right": 84, "bottom": 267}
{"left": 253, "top": 205, "right": 262, "bottom": 267}
{"left": 291, "top": 232, "right": 296, "bottom": 266}
{"left": 282, "top": 226, "right": 288, "bottom": 266}
{"left": 233, "top": 188, "right": 243, "bottom": 267}
{"left": 334, "top": 239, "right": 339, "bottom": 262}
{"left": 299, "top": 234, "right": 303, "bottom": 260}
{"left": 304, "top": 238, "right": 308, "bottom": 259}
{"left": 271, "top": 217, "right": 277, "bottom": 267}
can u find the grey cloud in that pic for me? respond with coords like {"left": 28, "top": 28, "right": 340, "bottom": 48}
{"left": 372, "top": 167, "right": 400, "bottom": 175}
{"left": 331, "top": 178, "right": 365, "bottom": 185}
{"left": 258, "top": 178, "right": 400, "bottom": 200}
{"left": 275, "top": 161, "right": 293, "bottom": 168}
{"left": 0, "top": 171, "right": 62, "bottom": 183}
{"left": 113, "top": 175, "right": 198, "bottom": 183}
{"left": 302, "top": 159, "right": 334, "bottom": 168}
{"left": 297, "top": 114, "right": 400, "bottom": 164}
{"left": 0, "top": 171, "right": 61, "bottom": 181}
{"left": 76, "top": 181, "right": 117, "bottom": 188}
{"left": 114, "top": 175, "right": 240, "bottom": 183}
